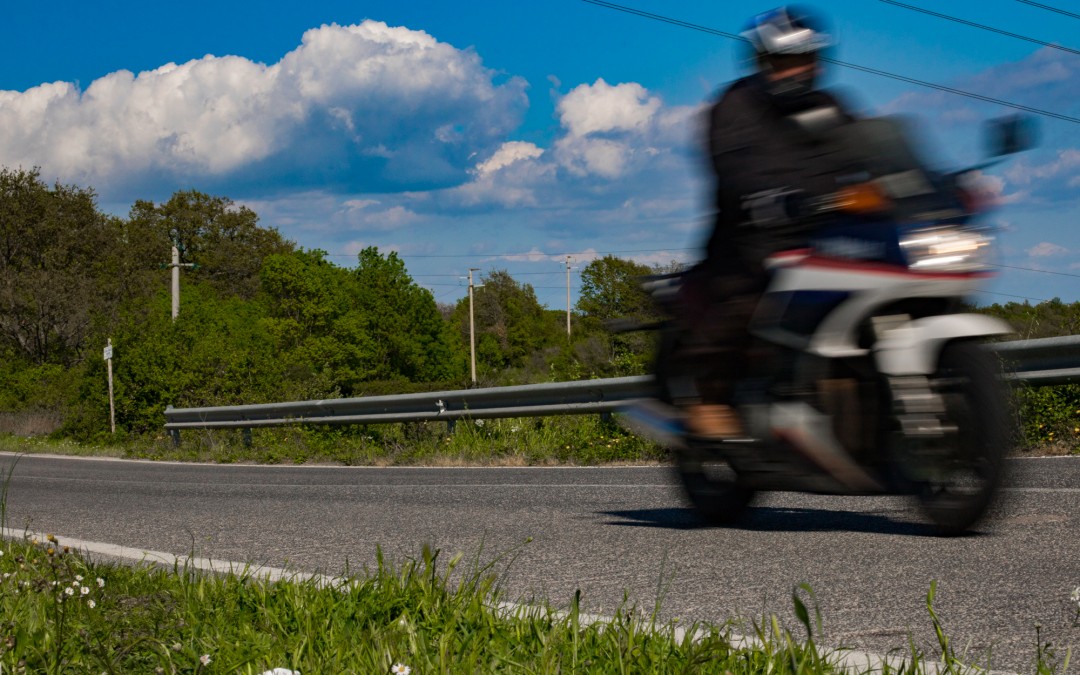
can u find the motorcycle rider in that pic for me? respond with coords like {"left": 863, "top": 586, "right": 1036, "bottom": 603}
{"left": 678, "top": 6, "right": 860, "bottom": 439}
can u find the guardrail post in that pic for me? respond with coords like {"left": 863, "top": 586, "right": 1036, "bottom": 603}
{"left": 242, "top": 428, "right": 253, "bottom": 448}
{"left": 446, "top": 419, "right": 456, "bottom": 434}
{"left": 169, "top": 429, "right": 181, "bottom": 447}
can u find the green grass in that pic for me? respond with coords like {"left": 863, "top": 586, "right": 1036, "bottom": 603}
{"left": 3, "top": 532, "right": 1062, "bottom": 674}
{"left": 0, "top": 415, "right": 668, "bottom": 466}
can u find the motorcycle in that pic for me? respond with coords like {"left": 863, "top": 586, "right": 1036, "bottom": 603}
{"left": 622, "top": 115, "right": 1034, "bottom": 535}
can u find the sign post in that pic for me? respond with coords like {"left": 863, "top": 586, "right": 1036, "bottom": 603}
{"left": 104, "top": 339, "right": 115, "bottom": 434}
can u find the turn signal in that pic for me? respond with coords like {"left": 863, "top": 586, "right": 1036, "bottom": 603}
{"left": 835, "top": 183, "right": 891, "bottom": 213}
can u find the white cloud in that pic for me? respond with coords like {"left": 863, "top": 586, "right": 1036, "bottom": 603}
{"left": 473, "top": 141, "right": 543, "bottom": 176}
{"left": 1006, "top": 149, "right": 1080, "bottom": 185}
{"left": 545, "top": 79, "right": 699, "bottom": 180}
{"left": 0, "top": 20, "right": 527, "bottom": 199}
{"left": 332, "top": 202, "right": 419, "bottom": 231}
{"left": 1026, "top": 242, "right": 1068, "bottom": 257}
{"left": 556, "top": 79, "right": 660, "bottom": 136}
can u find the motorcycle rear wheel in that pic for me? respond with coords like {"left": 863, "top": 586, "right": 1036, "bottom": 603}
{"left": 915, "top": 341, "right": 1009, "bottom": 535}
{"left": 655, "top": 328, "right": 756, "bottom": 525}
{"left": 675, "top": 441, "right": 756, "bottom": 525}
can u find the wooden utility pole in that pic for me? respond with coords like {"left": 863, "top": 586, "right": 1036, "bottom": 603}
{"left": 468, "top": 268, "right": 481, "bottom": 386}
{"left": 565, "top": 256, "right": 572, "bottom": 338}
{"left": 104, "top": 338, "right": 115, "bottom": 434}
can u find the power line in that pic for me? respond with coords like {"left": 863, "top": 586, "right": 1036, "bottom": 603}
{"left": 324, "top": 246, "right": 697, "bottom": 259}
{"left": 880, "top": 0, "right": 1080, "bottom": 56}
{"left": 580, "top": 0, "right": 1080, "bottom": 125}
{"left": 1016, "top": 0, "right": 1080, "bottom": 21}
{"left": 990, "top": 263, "right": 1080, "bottom": 279}
{"left": 975, "top": 289, "right": 1052, "bottom": 302}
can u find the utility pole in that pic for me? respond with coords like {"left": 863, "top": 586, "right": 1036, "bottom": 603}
{"left": 164, "top": 240, "right": 196, "bottom": 321}
{"left": 565, "top": 256, "right": 572, "bottom": 338}
{"left": 103, "top": 339, "right": 115, "bottom": 434}
{"left": 468, "top": 268, "right": 482, "bottom": 386}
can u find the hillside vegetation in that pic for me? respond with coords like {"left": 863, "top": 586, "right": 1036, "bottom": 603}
{"left": 0, "top": 167, "right": 1075, "bottom": 456}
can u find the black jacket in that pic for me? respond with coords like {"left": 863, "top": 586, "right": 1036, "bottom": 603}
{"left": 704, "top": 74, "right": 858, "bottom": 273}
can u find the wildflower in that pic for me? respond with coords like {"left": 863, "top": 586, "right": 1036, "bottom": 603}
{"left": 64, "top": 587, "right": 74, "bottom": 596}
{"left": 96, "top": 577, "right": 105, "bottom": 588}
{"left": 46, "top": 548, "right": 55, "bottom": 556}
{"left": 200, "top": 654, "right": 212, "bottom": 666}
{"left": 1072, "top": 586, "right": 1080, "bottom": 606}
{"left": 258, "top": 670, "right": 300, "bottom": 675}
{"left": 46, "top": 534, "right": 57, "bottom": 543}
{"left": 171, "top": 643, "right": 182, "bottom": 652}
{"left": 81, "top": 586, "right": 90, "bottom": 596}
{"left": 72, "top": 580, "right": 80, "bottom": 587}
{"left": 87, "top": 599, "right": 96, "bottom": 609}
{"left": 75, "top": 574, "right": 83, "bottom": 582}
{"left": 391, "top": 664, "right": 411, "bottom": 675}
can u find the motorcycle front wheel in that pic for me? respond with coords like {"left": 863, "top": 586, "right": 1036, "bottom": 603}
{"left": 914, "top": 341, "right": 1010, "bottom": 535}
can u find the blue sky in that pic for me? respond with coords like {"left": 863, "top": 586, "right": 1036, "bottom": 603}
{"left": 2, "top": 1, "right": 1078, "bottom": 309}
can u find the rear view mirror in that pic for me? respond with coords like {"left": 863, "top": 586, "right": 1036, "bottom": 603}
{"left": 985, "top": 115, "right": 1037, "bottom": 157}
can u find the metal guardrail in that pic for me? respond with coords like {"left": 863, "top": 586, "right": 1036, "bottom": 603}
{"left": 163, "top": 335, "right": 1080, "bottom": 434}
{"left": 990, "top": 334, "right": 1080, "bottom": 387}
{"left": 164, "top": 376, "right": 653, "bottom": 431}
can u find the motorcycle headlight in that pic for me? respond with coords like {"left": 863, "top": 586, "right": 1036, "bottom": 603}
{"left": 899, "top": 226, "right": 994, "bottom": 273}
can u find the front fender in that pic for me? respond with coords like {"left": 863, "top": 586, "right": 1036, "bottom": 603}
{"left": 874, "top": 314, "right": 1012, "bottom": 375}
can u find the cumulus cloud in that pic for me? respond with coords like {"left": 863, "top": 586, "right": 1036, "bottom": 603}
{"left": 0, "top": 21, "right": 528, "bottom": 199}
{"left": 550, "top": 79, "right": 699, "bottom": 180}
{"left": 556, "top": 79, "right": 660, "bottom": 137}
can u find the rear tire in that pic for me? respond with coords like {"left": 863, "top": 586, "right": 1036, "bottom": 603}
{"left": 675, "top": 441, "right": 755, "bottom": 525}
{"left": 656, "top": 327, "right": 756, "bottom": 525}
{"left": 915, "top": 342, "right": 1010, "bottom": 535}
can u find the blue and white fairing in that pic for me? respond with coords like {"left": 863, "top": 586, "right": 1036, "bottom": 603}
{"left": 752, "top": 218, "right": 1009, "bottom": 363}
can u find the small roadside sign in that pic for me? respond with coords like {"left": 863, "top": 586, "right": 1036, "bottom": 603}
{"left": 103, "top": 345, "right": 113, "bottom": 360}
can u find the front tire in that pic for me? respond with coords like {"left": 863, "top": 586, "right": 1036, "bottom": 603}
{"left": 914, "top": 342, "right": 1010, "bottom": 535}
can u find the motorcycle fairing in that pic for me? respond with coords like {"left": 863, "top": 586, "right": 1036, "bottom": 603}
{"left": 873, "top": 313, "right": 1012, "bottom": 375}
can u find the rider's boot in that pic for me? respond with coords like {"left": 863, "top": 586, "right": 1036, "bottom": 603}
{"left": 686, "top": 403, "right": 744, "bottom": 439}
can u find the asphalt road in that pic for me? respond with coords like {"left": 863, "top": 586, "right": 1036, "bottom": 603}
{"left": 1, "top": 452, "right": 1077, "bottom": 671}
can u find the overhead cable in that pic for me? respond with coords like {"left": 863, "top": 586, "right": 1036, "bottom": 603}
{"left": 579, "top": 0, "right": 1080, "bottom": 125}
{"left": 1016, "top": 0, "right": 1080, "bottom": 21}
{"left": 880, "top": 0, "right": 1080, "bottom": 56}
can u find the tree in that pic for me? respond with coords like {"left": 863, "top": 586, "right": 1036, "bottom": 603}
{"left": 127, "top": 190, "right": 294, "bottom": 301}
{"left": 449, "top": 270, "right": 564, "bottom": 380}
{"left": 0, "top": 168, "right": 124, "bottom": 366}
{"left": 354, "top": 247, "right": 461, "bottom": 383}
{"left": 574, "top": 255, "right": 660, "bottom": 375}
{"left": 577, "top": 255, "right": 656, "bottom": 323}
